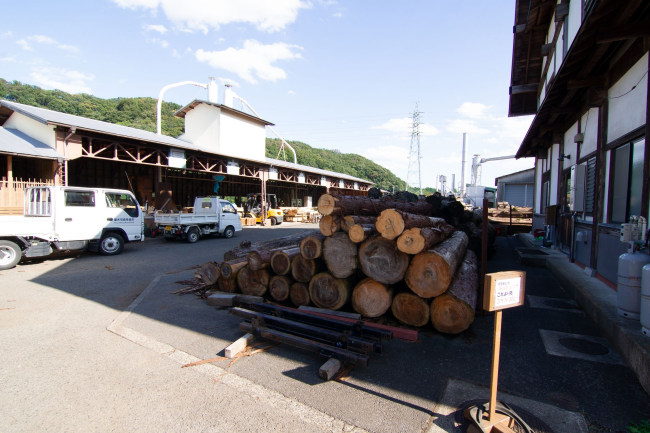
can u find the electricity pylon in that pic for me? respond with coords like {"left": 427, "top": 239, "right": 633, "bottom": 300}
{"left": 406, "top": 104, "right": 422, "bottom": 195}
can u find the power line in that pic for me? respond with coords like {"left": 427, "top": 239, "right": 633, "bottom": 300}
{"left": 406, "top": 103, "right": 422, "bottom": 194}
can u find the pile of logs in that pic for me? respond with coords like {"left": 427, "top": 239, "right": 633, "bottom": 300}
{"left": 189, "top": 191, "right": 490, "bottom": 335}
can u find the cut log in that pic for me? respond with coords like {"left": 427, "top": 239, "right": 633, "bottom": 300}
{"left": 375, "top": 209, "right": 448, "bottom": 240}
{"left": 341, "top": 215, "right": 377, "bottom": 232}
{"left": 405, "top": 231, "right": 469, "bottom": 298}
{"left": 391, "top": 292, "right": 430, "bottom": 327}
{"left": 351, "top": 278, "right": 393, "bottom": 318}
{"left": 319, "top": 214, "right": 341, "bottom": 236}
{"left": 291, "top": 255, "right": 319, "bottom": 283}
{"left": 217, "top": 275, "right": 238, "bottom": 293}
{"left": 348, "top": 223, "right": 376, "bottom": 243}
{"left": 194, "top": 261, "right": 220, "bottom": 285}
{"left": 220, "top": 257, "right": 248, "bottom": 279}
{"left": 269, "top": 275, "right": 293, "bottom": 302}
{"left": 317, "top": 194, "right": 433, "bottom": 217}
{"left": 236, "top": 266, "right": 270, "bottom": 296}
{"left": 322, "top": 232, "right": 358, "bottom": 278}
{"left": 270, "top": 247, "right": 301, "bottom": 275}
{"left": 396, "top": 224, "right": 455, "bottom": 255}
{"left": 300, "top": 234, "right": 326, "bottom": 260}
{"left": 308, "top": 272, "right": 353, "bottom": 310}
{"left": 247, "top": 250, "right": 270, "bottom": 271}
{"left": 289, "top": 282, "right": 311, "bottom": 307}
{"left": 358, "top": 236, "right": 410, "bottom": 285}
{"left": 430, "top": 250, "right": 479, "bottom": 334}
{"left": 223, "top": 230, "right": 319, "bottom": 261}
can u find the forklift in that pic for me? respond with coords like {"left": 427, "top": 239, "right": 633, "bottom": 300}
{"left": 243, "top": 193, "right": 283, "bottom": 225}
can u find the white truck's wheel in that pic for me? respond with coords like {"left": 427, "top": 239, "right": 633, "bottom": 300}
{"left": 0, "top": 240, "right": 22, "bottom": 270}
{"left": 99, "top": 233, "right": 124, "bottom": 255}
{"left": 186, "top": 228, "right": 200, "bottom": 243}
{"left": 223, "top": 226, "right": 235, "bottom": 239}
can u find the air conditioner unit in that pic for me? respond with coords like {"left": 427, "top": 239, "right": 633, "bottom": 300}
{"left": 569, "top": 164, "right": 586, "bottom": 211}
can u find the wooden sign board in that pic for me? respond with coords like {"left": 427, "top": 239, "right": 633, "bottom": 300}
{"left": 483, "top": 271, "right": 526, "bottom": 311}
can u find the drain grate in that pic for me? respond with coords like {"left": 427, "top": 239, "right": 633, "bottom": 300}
{"left": 539, "top": 329, "right": 625, "bottom": 365}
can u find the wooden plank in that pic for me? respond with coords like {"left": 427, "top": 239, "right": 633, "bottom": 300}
{"left": 298, "top": 305, "right": 361, "bottom": 320}
{"left": 319, "top": 358, "right": 342, "bottom": 381}
{"left": 225, "top": 333, "right": 255, "bottom": 358}
{"left": 205, "top": 293, "right": 236, "bottom": 307}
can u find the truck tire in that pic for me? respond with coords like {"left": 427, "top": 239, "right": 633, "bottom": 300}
{"left": 99, "top": 233, "right": 124, "bottom": 255}
{"left": 186, "top": 228, "right": 200, "bottom": 243}
{"left": 270, "top": 217, "right": 277, "bottom": 226}
{"left": 0, "top": 240, "right": 22, "bottom": 270}
{"left": 223, "top": 226, "right": 235, "bottom": 239}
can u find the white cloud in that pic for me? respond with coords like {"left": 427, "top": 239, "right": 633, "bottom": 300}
{"left": 0, "top": 56, "right": 17, "bottom": 62}
{"left": 361, "top": 144, "right": 410, "bottom": 183}
{"left": 1, "top": 31, "right": 13, "bottom": 38}
{"left": 30, "top": 67, "right": 94, "bottom": 94}
{"left": 17, "top": 39, "right": 32, "bottom": 51}
{"left": 148, "top": 37, "right": 169, "bottom": 48}
{"left": 195, "top": 40, "right": 302, "bottom": 83}
{"left": 446, "top": 118, "right": 490, "bottom": 135}
{"left": 457, "top": 102, "right": 491, "bottom": 119}
{"left": 144, "top": 24, "right": 168, "bottom": 34}
{"left": 112, "top": 0, "right": 309, "bottom": 33}
{"left": 372, "top": 117, "right": 439, "bottom": 137}
{"left": 18, "top": 35, "right": 80, "bottom": 53}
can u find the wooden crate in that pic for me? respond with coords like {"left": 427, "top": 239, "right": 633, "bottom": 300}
{"left": 242, "top": 217, "right": 257, "bottom": 226}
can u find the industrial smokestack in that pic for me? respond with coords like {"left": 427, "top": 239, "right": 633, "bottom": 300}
{"left": 207, "top": 77, "right": 218, "bottom": 103}
{"left": 460, "top": 133, "right": 467, "bottom": 197}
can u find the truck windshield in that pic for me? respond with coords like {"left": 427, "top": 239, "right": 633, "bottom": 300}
{"left": 106, "top": 193, "right": 139, "bottom": 217}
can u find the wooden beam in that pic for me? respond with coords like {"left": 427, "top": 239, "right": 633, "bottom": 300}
{"left": 510, "top": 83, "right": 539, "bottom": 95}
{"left": 567, "top": 76, "right": 608, "bottom": 89}
{"left": 597, "top": 21, "right": 650, "bottom": 44}
{"left": 554, "top": 3, "right": 569, "bottom": 22}
{"left": 225, "top": 333, "right": 255, "bottom": 358}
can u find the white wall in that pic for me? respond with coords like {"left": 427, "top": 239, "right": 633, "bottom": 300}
{"left": 581, "top": 107, "right": 599, "bottom": 156}
{"left": 608, "top": 53, "right": 648, "bottom": 143}
{"left": 4, "top": 112, "right": 56, "bottom": 148}
{"left": 563, "top": 120, "right": 579, "bottom": 162}
{"left": 550, "top": 142, "right": 559, "bottom": 205}
{"left": 181, "top": 104, "right": 221, "bottom": 151}
{"left": 567, "top": 0, "right": 582, "bottom": 49}
{"left": 534, "top": 162, "right": 543, "bottom": 213}
{"left": 219, "top": 112, "right": 266, "bottom": 162}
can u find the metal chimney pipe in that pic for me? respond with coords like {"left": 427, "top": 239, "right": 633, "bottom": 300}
{"left": 207, "top": 77, "right": 218, "bottom": 103}
{"left": 460, "top": 133, "right": 467, "bottom": 197}
{"left": 224, "top": 84, "right": 234, "bottom": 107}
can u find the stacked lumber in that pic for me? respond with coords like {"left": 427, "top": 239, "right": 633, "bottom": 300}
{"left": 185, "top": 192, "right": 486, "bottom": 335}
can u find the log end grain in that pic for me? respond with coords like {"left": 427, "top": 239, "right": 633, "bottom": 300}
{"left": 404, "top": 252, "right": 450, "bottom": 298}
{"left": 375, "top": 209, "right": 405, "bottom": 240}
{"left": 391, "top": 292, "right": 430, "bottom": 327}
{"left": 269, "top": 275, "right": 292, "bottom": 302}
{"left": 289, "top": 282, "right": 311, "bottom": 307}
{"left": 351, "top": 278, "right": 392, "bottom": 318}
{"left": 358, "top": 236, "right": 409, "bottom": 285}
{"left": 308, "top": 272, "right": 351, "bottom": 310}
{"left": 430, "top": 293, "right": 475, "bottom": 334}
{"left": 323, "top": 232, "right": 358, "bottom": 279}
{"left": 317, "top": 193, "right": 337, "bottom": 216}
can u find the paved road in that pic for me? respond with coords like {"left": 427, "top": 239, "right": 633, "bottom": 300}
{"left": 1, "top": 227, "right": 648, "bottom": 432}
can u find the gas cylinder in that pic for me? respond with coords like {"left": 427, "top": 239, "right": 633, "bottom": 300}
{"left": 641, "top": 263, "right": 650, "bottom": 335}
{"left": 617, "top": 252, "right": 650, "bottom": 319}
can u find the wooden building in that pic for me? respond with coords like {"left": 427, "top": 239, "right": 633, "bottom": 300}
{"left": 509, "top": 0, "right": 649, "bottom": 284}
{"left": 0, "top": 93, "right": 371, "bottom": 213}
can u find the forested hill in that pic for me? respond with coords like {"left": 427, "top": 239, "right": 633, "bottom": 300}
{"left": 1, "top": 79, "right": 427, "bottom": 192}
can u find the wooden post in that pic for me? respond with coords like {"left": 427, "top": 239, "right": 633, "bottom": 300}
{"left": 488, "top": 310, "right": 502, "bottom": 422}
{"left": 6, "top": 155, "right": 13, "bottom": 189}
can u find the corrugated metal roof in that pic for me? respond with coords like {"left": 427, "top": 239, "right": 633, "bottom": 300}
{"left": 175, "top": 99, "right": 274, "bottom": 126}
{"left": 0, "top": 99, "right": 200, "bottom": 151}
{"left": 266, "top": 157, "right": 372, "bottom": 184}
{"left": 0, "top": 127, "right": 63, "bottom": 159}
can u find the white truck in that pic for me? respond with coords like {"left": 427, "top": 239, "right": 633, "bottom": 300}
{"left": 153, "top": 196, "right": 242, "bottom": 242}
{"left": 0, "top": 186, "right": 144, "bottom": 270}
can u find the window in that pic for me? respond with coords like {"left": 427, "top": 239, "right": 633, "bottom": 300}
{"left": 105, "top": 192, "right": 139, "bottom": 218}
{"left": 65, "top": 190, "right": 95, "bottom": 207}
{"left": 221, "top": 202, "right": 237, "bottom": 214}
{"left": 584, "top": 157, "right": 596, "bottom": 216}
{"left": 610, "top": 138, "right": 645, "bottom": 223}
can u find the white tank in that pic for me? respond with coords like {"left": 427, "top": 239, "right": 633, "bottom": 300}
{"left": 617, "top": 252, "right": 650, "bottom": 320}
{"left": 641, "top": 263, "right": 650, "bottom": 336}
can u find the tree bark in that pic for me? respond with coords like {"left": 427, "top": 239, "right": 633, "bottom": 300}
{"left": 317, "top": 193, "right": 432, "bottom": 217}
{"left": 396, "top": 224, "right": 455, "bottom": 255}
{"left": 217, "top": 275, "right": 237, "bottom": 293}
{"left": 194, "top": 261, "right": 220, "bottom": 285}
{"left": 308, "top": 272, "right": 352, "bottom": 310}
{"left": 351, "top": 278, "right": 393, "bottom": 318}
{"left": 430, "top": 250, "right": 478, "bottom": 334}
{"left": 405, "top": 231, "right": 469, "bottom": 298}
{"left": 223, "top": 230, "right": 319, "bottom": 261}
{"left": 220, "top": 257, "right": 248, "bottom": 279}
{"left": 375, "top": 209, "right": 448, "bottom": 240}
{"left": 391, "top": 292, "right": 430, "bottom": 327}
{"left": 348, "top": 223, "right": 376, "bottom": 243}
{"left": 358, "top": 236, "right": 410, "bottom": 285}
{"left": 270, "top": 247, "right": 301, "bottom": 276}
{"left": 236, "top": 266, "right": 270, "bottom": 296}
{"left": 300, "top": 234, "right": 326, "bottom": 260}
{"left": 290, "top": 282, "right": 311, "bottom": 307}
{"left": 322, "top": 232, "right": 358, "bottom": 278}
{"left": 341, "top": 215, "right": 377, "bottom": 232}
{"left": 319, "top": 214, "right": 341, "bottom": 236}
{"left": 291, "top": 255, "right": 319, "bottom": 283}
{"left": 269, "top": 275, "right": 293, "bottom": 302}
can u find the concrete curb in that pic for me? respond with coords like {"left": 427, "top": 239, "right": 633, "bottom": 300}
{"left": 517, "top": 234, "right": 650, "bottom": 395}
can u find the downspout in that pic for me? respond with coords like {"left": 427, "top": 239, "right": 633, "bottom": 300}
{"left": 62, "top": 127, "right": 76, "bottom": 186}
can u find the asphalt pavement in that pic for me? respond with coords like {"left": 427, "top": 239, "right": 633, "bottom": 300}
{"left": 1, "top": 224, "right": 648, "bottom": 432}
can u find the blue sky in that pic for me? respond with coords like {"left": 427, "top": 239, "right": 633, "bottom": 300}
{"left": 1, "top": 0, "right": 534, "bottom": 190}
